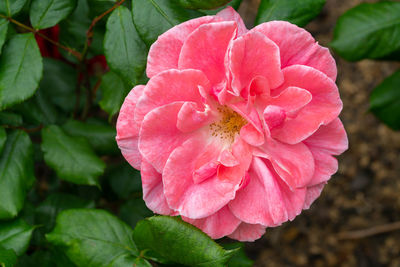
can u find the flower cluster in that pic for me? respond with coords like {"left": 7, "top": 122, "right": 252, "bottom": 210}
{"left": 116, "top": 7, "right": 347, "bottom": 241}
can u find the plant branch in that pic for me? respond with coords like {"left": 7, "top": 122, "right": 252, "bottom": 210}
{"left": 0, "top": 14, "right": 82, "bottom": 60}
{"left": 85, "top": 0, "right": 126, "bottom": 46}
{"left": 77, "top": 0, "right": 125, "bottom": 120}
{"left": 337, "top": 221, "right": 400, "bottom": 240}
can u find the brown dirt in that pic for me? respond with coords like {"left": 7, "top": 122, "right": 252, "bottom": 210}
{"left": 238, "top": 0, "right": 400, "bottom": 266}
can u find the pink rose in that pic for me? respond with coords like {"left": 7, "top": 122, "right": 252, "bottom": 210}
{"left": 116, "top": 7, "right": 348, "bottom": 241}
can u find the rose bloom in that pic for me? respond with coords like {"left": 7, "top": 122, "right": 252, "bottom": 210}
{"left": 116, "top": 7, "right": 348, "bottom": 241}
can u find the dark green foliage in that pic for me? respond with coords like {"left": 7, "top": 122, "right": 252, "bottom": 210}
{"left": 133, "top": 216, "right": 239, "bottom": 267}
{"left": 331, "top": 1, "right": 400, "bottom": 130}
{"left": 0, "top": 247, "right": 17, "bottom": 267}
{"left": 132, "top": 0, "right": 203, "bottom": 46}
{"left": 331, "top": 1, "right": 400, "bottom": 61}
{"left": 370, "top": 70, "right": 400, "bottom": 130}
{"left": 178, "top": 0, "right": 232, "bottom": 10}
{"left": 41, "top": 125, "right": 105, "bottom": 186}
{"left": 0, "top": 34, "right": 43, "bottom": 110}
{"left": 255, "top": 0, "right": 325, "bottom": 27}
{"left": 0, "top": 131, "right": 34, "bottom": 219}
{"left": 30, "top": 0, "right": 77, "bottom": 29}
{"left": 0, "top": 219, "right": 35, "bottom": 256}
{"left": 104, "top": 6, "right": 147, "bottom": 86}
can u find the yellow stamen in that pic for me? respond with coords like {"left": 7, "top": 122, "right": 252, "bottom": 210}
{"left": 209, "top": 106, "right": 247, "bottom": 142}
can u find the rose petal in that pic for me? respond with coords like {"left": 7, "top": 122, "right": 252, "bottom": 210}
{"left": 182, "top": 206, "right": 241, "bottom": 239}
{"left": 229, "top": 31, "right": 283, "bottom": 95}
{"left": 229, "top": 157, "right": 287, "bottom": 226}
{"left": 141, "top": 159, "right": 173, "bottom": 215}
{"left": 271, "top": 65, "right": 342, "bottom": 144}
{"left": 304, "top": 118, "right": 348, "bottom": 155}
{"left": 255, "top": 138, "right": 315, "bottom": 189}
{"left": 139, "top": 102, "right": 201, "bottom": 172}
{"left": 116, "top": 85, "right": 146, "bottom": 170}
{"left": 163, "top": 136, "right": 242, "bottom": 219}
{"left": 303, "top": 183, "right": 325, "bottom": 209}
{"left": 252, "top": 21, "right": 337, "bottom": 81}
{"left": 179, "top": 21, "right": 237, "bottom": 85}
{"left": 228, "top": 222, "right": 266, "bottom": 242}
{"left": 147, "top": 16, "right": 220, "bottom": 78}
{"left": 216, "top": 6, "right": 247, "bottom": 36}
{"left": 268, "top": 86, "right": 312, "bottom": 114}
{"left": 307, "top": 147, "right": 338, "bottom": 186}
{"left": 135, "top": 69, "right": 209, "bottom": 126}
{"left": 177, "top": 102, "right": 215, "bottom": 133}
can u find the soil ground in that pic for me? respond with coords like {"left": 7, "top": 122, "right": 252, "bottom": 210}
{"left": 238, "top": 0, "right": 400, "bottom": 266}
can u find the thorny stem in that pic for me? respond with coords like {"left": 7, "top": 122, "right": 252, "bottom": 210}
{"left": 0, "top": 14, "right": 82, "bottom": 60}
{"left": 85, "top": 0, "right": 126, "bottom": 46}
{"left": 79, "top": 0, "right": 126, "bottom": 120}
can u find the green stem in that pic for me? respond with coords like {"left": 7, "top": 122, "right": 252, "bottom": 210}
{"left": 0, "top": 14, "right": 82, "bottom": 60}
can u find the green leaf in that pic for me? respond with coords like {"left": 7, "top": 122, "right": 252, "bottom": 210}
{"left": 0, "top": 112, "right": 22, "bottom": 127}
{"left": 0, "top": 0, "right": 27, "bottom": 16}
{"left": 133, "top": 216, "right": 238, "bottom": 267}
{"left": 15, "top": 249, "right": 75, "bottom": 267}
{"left": 107, "top": 162, "right": 142, "bottom": 199}
{"left": 0, "top": 247, "right": 17, "bottom": 267}
{"left": 35, "top": 193, "right": 95, "bottom": 232}
{"left": 331, "top": 1, "right": 400, "bottom": 61}
{"left": 62, "top": 0, "right": 105, "bottom": 57}
{"left": 41, "top": 125, "right": 105, "bottom": 186}
{"left": 104, "top": 6, "right": 147, "bottom": 86}
{"left": 222, "top": 243, "right": 253, "bottom": 267}
{"left": 0, "top": 130, "right": 34, "bottom": 219}
{"left": 0, "top": 18, "right": 8, "bottom": 54}
{"left": 87, "top": 0, "right": 116, "bottom": 19}
{"left": 132, "top": 0, "right": 203, "bottom": 46}
{"left": 178, "top": 0, "right": 231, "bottom": 10}
{"left": 0, "top": 33, "right": 43, "bottom": 110}
{"left": 0, "top": 219, "right": 35, "bottom": 256}
{"left": 40, "top": 58, "right": 77, "bottom": 113}
{"left": 255, "top": 0, "right": 325, "bottom": 27}
{"left": 0, "top": 128, "right": 5, "bottom": 153}
{"left": 99, "top": 71, "right": 130, "bottom": 117}
{"left": 201, "top": 0, "right": 242, "bottom": 15}
{"left": 120, "top": 199, "right": 152, "bottom": 228}
{"left": 46, "top": 209, "right": 151, "bottom": 267}
{"left": 59, "top": 1, "right": 89, "bottom": 47}
{"left": 30, "top": 0, "right": 77, "bottom": 29}
{"left": 370, "top": 70, "right": 400, "bottom": 130}
{"left": 13, "top": 89, "right": 59, "bottom": 125}
{"left": 62, "top": 119, "right": 117, "bottom": 155}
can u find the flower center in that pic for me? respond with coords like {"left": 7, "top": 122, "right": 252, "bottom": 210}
{"left": 209, "top": 106, "right": 247, "bottom": 142}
